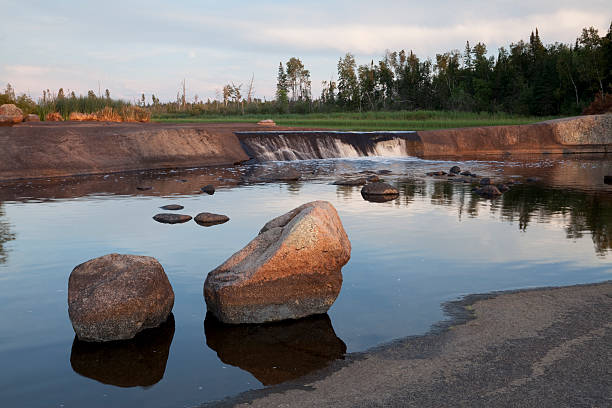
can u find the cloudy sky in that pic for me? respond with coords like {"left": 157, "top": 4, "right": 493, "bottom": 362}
{"left": 1, "top": 0, "right": 610, "bottom": 103}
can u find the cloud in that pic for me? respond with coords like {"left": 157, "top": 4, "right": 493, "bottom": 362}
{"left": 256, "top": 9, "right": 609, "bottom": 56}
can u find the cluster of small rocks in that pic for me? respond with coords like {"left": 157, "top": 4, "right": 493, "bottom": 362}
{"left": 153, "top": 185, "right": 229, "bottom": 226}
{"left": 425, "top": 166, "right": 516, "bottom": 199}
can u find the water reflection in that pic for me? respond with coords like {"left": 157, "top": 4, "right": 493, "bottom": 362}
{"left": 204, "top": 313, "right": 346, "bottom": 386}
{"left": 0, "top": 203, "right": 15, "bottom": 264}
{"left": 70, "top": 314, "right": 174, "bottom": 387}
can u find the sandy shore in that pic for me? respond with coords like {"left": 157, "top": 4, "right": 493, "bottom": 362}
{"left": 205, "top": 281, "right": 612, "bottom": 407}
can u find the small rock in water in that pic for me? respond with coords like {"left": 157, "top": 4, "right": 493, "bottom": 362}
{"left": 426, "top": 171, "right": 447, "bottom": 176}
{"left": 194, "top": 212, "right": 230, "bottom": 226}
{"left": 361, "top": 182, "right": 399, "bottom": 203}
{"left": 160, "top": 204, "right": 184, "bottom": 211}
{"left": 475, "top": 185, "right": 502, "bottom": 198}
{"left": 201, "top": 185, "right": 215, "bottom": 195}
{"left": 204, "top": 201, "right": 350, "bottom": 324}
{"left": 68, "top": 254, "right": 174, "bottom": 342}
{"left": 605, "top": 176, "right": 612, "bottom": 185}
{"left": 450, "top": 166, "right": 461, "bottom": 174}
{"left": 460, "top": 171, "right": 472, "bottom": 176}
{"left": 479, "top": 178, "right": 491, "bottom": 186}
{"left": 153, "top": 213, "right": 192, "bottom": 224}
{"left": 366, "top": 175, "right": 381, "bottom": 182}
{"left": 333, "top": 178, "right": 367, "bottom": 186}
{"left": 377, "top": 170, "right": 392, "bottom": 175}
{"left": 136, "top": 186, "right": 152, "bottom": 191}
{"left": 526, "top": 177, "right": 541, "bottom": 183}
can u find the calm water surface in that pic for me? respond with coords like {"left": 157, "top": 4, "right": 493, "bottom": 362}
{"left": 0, "top": 155, "right": 610, "bottom": 407}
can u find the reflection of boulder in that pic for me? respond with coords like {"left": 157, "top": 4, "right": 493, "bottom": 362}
{"left": 70, "top": 314, "right": 174, "bottom": 387}
{"left": 204, "top": 313, "right": 346, "bottom": 386}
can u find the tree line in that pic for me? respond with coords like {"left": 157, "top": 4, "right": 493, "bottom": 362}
{"left": 2, "top": 23, "right": 610, "bottom": 118}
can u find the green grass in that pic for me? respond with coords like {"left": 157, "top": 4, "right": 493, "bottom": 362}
{"left": 152, "top": 110, "right": 562, "bottom": 130}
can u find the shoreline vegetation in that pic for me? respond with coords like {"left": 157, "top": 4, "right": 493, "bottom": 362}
{"left": 1, "top": 24, "right": 610, "bottom": 129}
{"left": 151, "top": 111, "right": 560, "bottom": 131}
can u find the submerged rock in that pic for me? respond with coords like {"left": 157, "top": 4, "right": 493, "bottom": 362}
{"left": 333, "top": 178, "right": 367, "bottom": 186}
{"left": 68, "top": 254, "right": 175, "bottom": 342}
{"left": 160, "top": 204, "right": 184, "bottom": 210}
{"left": 201, "top": 184, "right": 216, "bottom": 195}
{"left": 153, "top": 213, "right": 192, "bottom": 224}
{"left": 262, "top": 167, "right": 301, "bottom": 182}
{"left": 204, "top": 313, "right": 346, "bottom": 385}
{"left": 475, "top": 185, "right": 502, "bottom": 198}
{"left": 194, "top": 212, "right": 229, "bottom": 226}
{"left": 0, "top": 104, "right": 24, "bottom": 125}
{"left": 204, "top": 201, "right": 351, "bottom": 324}
{"left": 70, "top": 314, "right": 174, "bottom": 387}
{"left": 361, "top": 182, "right": 399, "bottom": 202}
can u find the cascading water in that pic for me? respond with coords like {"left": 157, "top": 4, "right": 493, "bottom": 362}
{"left": 236, "top": 131, "right": 422, "bottom": 162}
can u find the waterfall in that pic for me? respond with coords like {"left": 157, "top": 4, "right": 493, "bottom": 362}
{"left": 236, "top": 131, "right": 422, "bottom": 162}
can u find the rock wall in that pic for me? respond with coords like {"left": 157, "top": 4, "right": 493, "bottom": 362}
{"left": 416, "top": 114, "right": 611, "bottom": 156}
{"left": 0, "top": 122, "right": 252, "bottom": 181}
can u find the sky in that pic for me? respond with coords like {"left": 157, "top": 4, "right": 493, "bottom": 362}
{"left": 1, "top": 0, "right": 610, "bottom": 103}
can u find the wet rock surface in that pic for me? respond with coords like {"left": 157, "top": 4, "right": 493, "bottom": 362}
{"left": 195, "top": 212, "right": 230, "bottom": 226}
{"left": 450, "top": 166, "right": 461, "bottom": 174}
{"left": 70, "top": 314, "right": 175, "bottom": 387}
{"left": 68, "top": 254, "right": 175, "bottom": 341}
{"left": 153, "top": 213, "right": 192, "bottom": 224}
{"left": 204, "top": 201, "right": 351, "bottom": 324}
{"left": 160, "top": 204, "right": 184, "bottom": 210}
{"left": 204, "top": 313, "right": 346, "bottom": 386}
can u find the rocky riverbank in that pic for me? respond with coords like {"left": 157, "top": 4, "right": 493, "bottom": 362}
{"left": 204, "top": 281, "right": 612, "bottom": 408}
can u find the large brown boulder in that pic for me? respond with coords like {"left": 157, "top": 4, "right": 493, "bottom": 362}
{"left": 0, "top": 104, "right": 24, "bottom": 125}
{"left": 68, "top": 254, "right": 175, "bottom": 341}
{"left": 204, "top": 201, "right": 351, "bottom": 324}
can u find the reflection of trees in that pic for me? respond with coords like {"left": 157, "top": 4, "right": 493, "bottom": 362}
{"left": 403, "top": 181, "right": 611, "bottom": 256}
{"left": 498, "top": 185, "right": 611, "bottom": 256}
{"left": 0, "top": 203, "right": 16, "bottom": 264}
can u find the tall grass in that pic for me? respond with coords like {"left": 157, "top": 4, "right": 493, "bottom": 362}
{"left": 152, "top": 110, "right": 560, "bottom": 130}
{"left": 37, "top": 95, "right": 130, "bottom": 120}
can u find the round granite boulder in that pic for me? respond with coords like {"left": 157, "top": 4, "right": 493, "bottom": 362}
{"left": 68, "top": 254, "right": 175, "bottom": 342}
